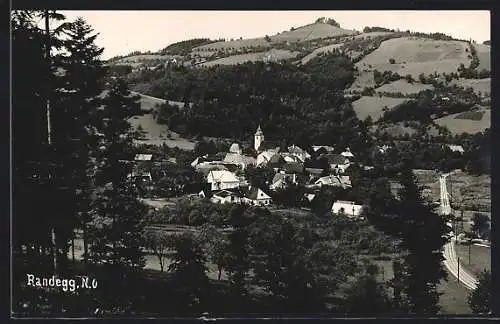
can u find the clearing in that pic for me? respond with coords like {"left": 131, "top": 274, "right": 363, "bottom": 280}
{"left": 473, "top": 43, "right": 491, "bottom": 71}
{"left": 355, "top": 37, "right": 471, "bottom": 78}
{"left": 200, "top": 49, "right": 301, "bottom": 67}
{"left": 352, "top": 96, "right": 408, "bottom": 120}
{"left": 375, "top": 79, "right": 433, "bottom": 95}
{"left": 434, "top": 109, "right": 490, "bottom": 134}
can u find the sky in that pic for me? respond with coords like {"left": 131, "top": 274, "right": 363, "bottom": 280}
{"left": 58, "top": 10, "right": 491, "bottom": 60}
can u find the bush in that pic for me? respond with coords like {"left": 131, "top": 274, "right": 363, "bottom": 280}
{"left": 389, "top": 58, "right": 396, "bottom": 64}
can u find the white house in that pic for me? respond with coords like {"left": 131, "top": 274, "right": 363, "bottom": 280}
{"left": 229, "top": 143, "right": 242, "bottom": 154}
{"left": 242, "top": 187, "right": 272, "bottom": 206}
{"left": 331, "top": 200, "right": 364, "bottom": 218}
{"left": 206, "top": 170, "right": 241, "bottom": 191}
{"left": 314, "top": 175, "right": 351, "bottom": 188}
{"left": 135, "top": 153, "right": 153, "bottom": 161}
{"left": 210, "top": 190, "right": 242, "bottom": 204}
{"left": 312, "top": 145, "right": 335, "bottom": 153}
{"left": 281, "top": 153, "right": 304, "bottom": 163}
{"left": 446, "top": 144, "right": 465, "bottom": 154}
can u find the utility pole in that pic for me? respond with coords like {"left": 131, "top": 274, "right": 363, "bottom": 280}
{"left": 45, "top": 10, "right": 57, "bottom": 276}
{"left": 457, "top": 257, "right": 460, "bottom": 283}
{"left": 468, "top": 240, "right": 472, "bottom": 265}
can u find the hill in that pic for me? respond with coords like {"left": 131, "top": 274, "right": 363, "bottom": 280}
{"left": 355, "top": 37, "right": 471, "bottom": 78}
{"left": 473, "top": 43, "right": 491, "bottom": 71}
{"left": 434, "top": 108, "right": 490, "bottom": 135}
{"left": 269, "top": 22, "right": 356, "bottom": 43}
{"left": 199, "top": 49, "right": 301, "bottom": 67}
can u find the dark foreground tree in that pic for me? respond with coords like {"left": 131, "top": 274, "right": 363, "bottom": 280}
{"left": 468, "top": 270, "right": 492, "bottom": 314}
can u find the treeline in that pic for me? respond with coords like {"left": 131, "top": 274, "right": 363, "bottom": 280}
{"left": 146, "top": 54, "right": 361, "bottom": 150}
{"left": 363, "top": 26, "right": 395, "bottom": 33}
{"left": 160, "top": 38, "right": 219, "bottom": 56}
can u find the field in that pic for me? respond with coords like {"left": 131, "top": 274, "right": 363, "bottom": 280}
{"left": 115, "top": 54, "right": 172, "bottom": 63}
{"left": 348, "top": 71, "right": 377, "bottom": 91}
{"left": 269, "top": 22, "right": 356, "bottom": 43}
{"left": 200, "top": 49, "right": 301, "bottom": 67}
{"left": 375, "top": 79, "right": 433, "bottom": 95}
{"left": 300, "top": 43, "right": 344, "bottom": 64}
{"left": 351, "top": 96, "right": 408, "bottom": 120}
{"left": 452, "top": 78, "right": 491, "bottom": 97}
{"left": 434, "top": 109, "right": 490, "bottom": 134}
{"left": 373, "top": 122, "right": 419, "bottom": 137}
{"left": 355, "top": 37, "right": 471, "bottom": 78}
{"left": 455, "top": 244, "right": 491, "bottom": 277}
{"left": 473, "top": 44, "right": 491, "bottom": 71}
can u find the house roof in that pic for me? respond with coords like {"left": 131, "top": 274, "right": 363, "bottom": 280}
{"left": 268, "top": 153, "right": 286, "bottom": 166}
{"left": 258, "top": 141, "right": 280, "bottom": 152}
{"left": 229, "top": 143, "right": 242, "bottom": 153}
{"left": 283, "top": 162, "right": 304, "bottom": 174}
{"left": 207, "top": 170, "right": 239, "bottom": 183}
{"left": 272, "top": 173, "right": 287, "bottom": 184}
{"left": 316, "top": 175, "right": 351, "bottom": 186}
{"left": 224, "top": 153, "right": 256, "bottom": 166}
{"left": 135, "top": 154, "right": 153, "bottom": 161}
{"left": 288, "top": 145, "right": 310, "bottom": 156}
{"left": 312, "top": 145, "right": 335, "bottom": 152}
{"left": 306, "top": 168, "right": 324, "bottom": 175}
{"left": 245, "top": 187, "right": 271, "bottom": 200}
{"left": 255, "top": 125, "right": 264, "bottom": 136}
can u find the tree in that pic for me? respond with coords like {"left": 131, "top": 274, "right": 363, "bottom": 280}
{"left": 197, "top": 224, "right": 229, "bottom": 280}
{"left": 389, "top": 58, "right": 396, "bottom": 64}
{"left": 467, "top": 270, "right": 492, "bottom": 314}
{"left": 143, "top": 229, "right": 172, "bottom": 272}
{"left": 471, "top": 213, "right": 490, "bottom": 239}
{"left": 394, "top": 166, "right": 449, "bottom": 314}
{"left": 343, "top": 263, "right": 393, "bottom": 315}
{"left": 168, "top": 233, "right": 211, "bottom": 313}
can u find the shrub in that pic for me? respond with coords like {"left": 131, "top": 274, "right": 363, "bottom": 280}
{"left": 389, "top": 58, "right": 396, "bottom": 64}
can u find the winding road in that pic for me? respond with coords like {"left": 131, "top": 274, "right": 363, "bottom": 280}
{"left": 440, "top": 173, "right": 478, "bottom": 290}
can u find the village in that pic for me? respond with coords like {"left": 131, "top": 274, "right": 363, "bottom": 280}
{"left": 127, "top": 124, "right": 468, "bottom": 220}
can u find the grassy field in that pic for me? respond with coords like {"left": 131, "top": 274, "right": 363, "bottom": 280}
{"left": 355, "top": 37, "right": 471, "bottom": 78}
{"left": 352, "top": 96, "right": 408, "bottom": 120}
{"left": 455, "top": 244, "right": 491, "bottom": 277}
{"left": 452, "top": 78, "right": 491, "bottom": 97}
{"left": 348, "top": 71, "right": 377, "bottom": 91}
{"left": 375, "top": 79, "right": 433, "bottom": 95}
{"left": 473, "top": 43, "right": 491, "bottom": 71}
{"left": 200, "top": 49, "right": 301, "bottom": 67}
{"left": 353, "top": 31, "right": 395, "bottom": 40}
{"left": 193, "top": 37, "right": 269, "bottom": 52}
{"left": 434, "top": 109, "right": 490, "bottom": 134}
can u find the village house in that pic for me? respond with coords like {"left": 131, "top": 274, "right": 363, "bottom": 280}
{"left": 134, "top": 153, "right": 153, "bottom": 162}
{"left": 331, "top": 200, "right": 364, "bottom": 218}
{"left": 242, "top": 187, "right": 272, "bottom": 206}
{"left": 312, "top": 145, "right": 335, "bottom": 153}
{"left": 210, "top": 190, "right": 242, "bottom": 204}
{"left": 256, "top": 151, "right": 278, "bottom": 167}
{"left": 223, "top": 152, "right": 256, "bottom": 170}
{"left": 287, "top": 145, "right": 311, "bottom": 161}
{"left": 313, "top": 175, "right": 352, "bottom": 188}
{"left": 341, "top": 147, "right": 355, "bottom": 159}
{"left": 206, "top": 170, "right": 241, "bottom": 191}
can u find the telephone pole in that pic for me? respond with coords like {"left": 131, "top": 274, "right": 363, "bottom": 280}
{"left": 457, "top": 257, "right": 460, "bottom": 283}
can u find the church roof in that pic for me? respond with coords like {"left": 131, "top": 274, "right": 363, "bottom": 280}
{"left": 255, "top": 125, "right": 264, "bottom": 135}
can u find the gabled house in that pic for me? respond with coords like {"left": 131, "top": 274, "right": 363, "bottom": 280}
{"left": 312, "top": 145, "right": 335, "bottom": 153}
{"left": 135, "top": 153, "right": 153, "bottom": 162}
{"left": 229, "top": 143, "right": 243, "bottom": 154}
{"left": 331, "top": 200, "right": 364, "bottom": 218}
{"left": 282, "top": 162, "right": 305, "bottom": 174}
{"left": 206, "top": 170, "right": 241, "bottom": 191}
{"left": 210, "top": 190, "right": 242, "bottom": 204}
{"left": 341, "top": 147, "right": 355, "bottom": 159}
{"left": 314, "top": 175, "right": 351, "bottom": 188}
{"left": 242, "top": 187, "right": 272, "bottom": 206}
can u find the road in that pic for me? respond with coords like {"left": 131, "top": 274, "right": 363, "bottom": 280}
{"left": 440, "top": 173, "right": 478, "bottom": 290}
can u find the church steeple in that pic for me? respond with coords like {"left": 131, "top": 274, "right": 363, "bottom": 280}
{"left": 254, "top": 124, "right": 264, "bottom": 152}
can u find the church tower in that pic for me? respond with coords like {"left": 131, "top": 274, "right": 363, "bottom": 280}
{"left": 254, "top": 125, "right": 264, "bottom": 152}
